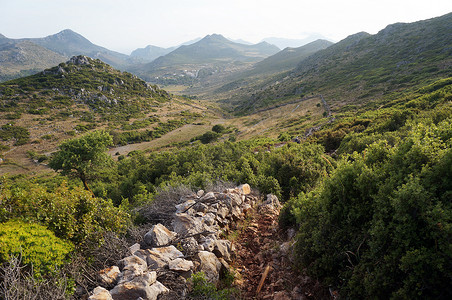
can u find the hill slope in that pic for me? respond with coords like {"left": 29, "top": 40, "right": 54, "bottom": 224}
{"left": 242, "top": 13, "right": 452, "bottom": 113}
{"left": 134, "top": 34, "right": 280, "bottom": 84}
{"left": 0, "top": 40, "right": 67, "bottom": 82}
{"left": 26, "top": 29, "right": 130, "bottom": 69}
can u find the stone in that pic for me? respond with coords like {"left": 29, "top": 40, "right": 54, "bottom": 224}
{"left": 202, "top": 212, "right": 216, "bottom": 226}
{"left": 110, "top": 275, "right": 164, "bottom": 300}
{"left": 98, "top": 266, "right": 120, "bottom": 286}
{"left": 213, "top": 240, "right": 232, "bottom": 262}
{"left": 143, "top": 224, "right": 177, "bottom": 247}
{"left": 196, "top": 190, "right": 205, "bottom": 198}
{"left": 89, "top": 287, "right": 113, "bottom": 300}
{"left": 172, "top": 213, "right": 205, "bottom": 236}
{"left": 230, "top": 205, "right": 243, "bottom": 221}
{"left": 195, "top": 251, "right": 222, "bottom": 284}
{"left": 118, "top": 255, "right": 147, "bottom": 272}
{"left": 135, "top": 249, "right": 169, "bottom": 269}
{"left": 175, "top": 199, "right": 196, "bottom": 214}
{"left": 169, "top": 258, "right": 194, "bottom": 272}
{"left": 195, "top": 202, "right": 209, "bottom": 213}
{"left": 201, "top": 236, "right": 217, "bottom": 252}
{"left": 199, "top": 192, "right": 216, "bottom": 202}
{"left": 129, "top": 243, "right": 140, "bottom": 255}
{"left": 117, "top": 255, "right": 148, "bottom": 283}
{"left": 216, "top": 205, "right": 229, "bottom": 219}
{"left": 237, "top": 184, "right": 251, "bottom": 195}
{"left": 228, "top": 193, "right": 243, "bottom": 207}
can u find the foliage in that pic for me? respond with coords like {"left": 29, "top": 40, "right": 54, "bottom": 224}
{"left": 0, "top": 178, "right": 129, "bottom": 245}
{"left": 189, "top": 272, "right": 238, "bottom": 300}
{"left": 290, "top": 118, "right": 452, "bottom": 299}
{"left": 0, "top": 124, "right": 30, "bottom": 145}
{"left": 49, "top": 130, "right": 113, "bottom": 191}
{"left": 0, "top": 221, "right": 73, "bottom": 276}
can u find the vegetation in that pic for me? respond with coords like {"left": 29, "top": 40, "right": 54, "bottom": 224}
{"left": 49, "top": 130, "right": 113, "bottom": 192}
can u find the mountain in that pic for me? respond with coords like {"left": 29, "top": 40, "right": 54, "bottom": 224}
{"left": 25, "top": 29, "right": 129, "bottom": 69}
{"left": 236, "top": 12, "right": 452, "bottom": 113}
{"left": 262, "top": 34, "right": 330, "bottom": 49}
{"left": 246, "top": 39, "right": 333, "bottom": 76}
{"left": 130, "top": 45, "right": 176, "bottom": 63}
{"left": 0, "top": 55, "right": 170, "bottom": 118}
{"left": 0, "top": 40, "right": 67, "bottom": 82}
{"left": 134, "top": 34, "right": 280, "bottom": 84}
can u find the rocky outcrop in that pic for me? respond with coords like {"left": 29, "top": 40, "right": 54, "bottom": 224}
{"left": 88, "top": 184, "right": 265, "bottom": 300}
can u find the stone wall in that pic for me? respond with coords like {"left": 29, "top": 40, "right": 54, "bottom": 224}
{"left": 88, "top": 184, "right": 262, "bottom": 300}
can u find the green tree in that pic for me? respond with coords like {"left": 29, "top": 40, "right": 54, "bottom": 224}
{"left": 49, "top": 131, "right": 113, "bottom": 193}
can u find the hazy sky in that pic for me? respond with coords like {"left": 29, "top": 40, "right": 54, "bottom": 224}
{"left": 1, "top": 0, "right": 451, "bottom": 54}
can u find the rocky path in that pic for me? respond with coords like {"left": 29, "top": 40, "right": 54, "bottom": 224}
{"left": 233, "top": 195, "right": 330, "bottom": 300}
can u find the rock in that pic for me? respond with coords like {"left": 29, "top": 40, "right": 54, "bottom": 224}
{"left": 202, "top": 212, "right": 216, "bottom": 226}
{"left": 216, "top": 205, "right": 229, "bottom": 219}
{"left": 260, "top": 194, "right": 281, "bottom": 211}
{"left": 89, "top": 287, "right": 113, "bottom": 300}
{"left": 151, "top": 245, "right": 184, "bottom": 261}
{"left": 201, "top": 236, "right": 217, "bottom": 252}
{"left": 228, "top": 193, "right": 243, "bottom": 207}
{"left": 237, "top": 184, "right": 251, "bottom": 195}
{"left": 175, "top": 200, "right": 196, "bottom": 214}
{"left": 169, "top": 258, "right": 194, "bottom": 272}
{"left": 110, "top": 274, "right": 164, "bottom": 300}
{"left": 172, "top": 213, "right": 205, "bottom": 236}
{"left": 195, "top": 202, "right": 209, "bottom": 213}
{"left": 213, "top": 240, "right": 232, "bottom": 262}
{"left": 195, "top": 251, "right": 222, "bottom": 284}
{"left": 181, "top": 236, "right": 198, "bottom": 254}
{"left": 135, "top": 249, "right": 169, "bottom": 269}
{"left": 199, "top": 192, "right": 216, "bottom": 203}
{"left": 118, "top": 255, "right": 147, "bottom": 272}
{"left": 129, "top": 243, "right": 140, "bottom": 255}
{"left": 144, "top": 224, "right": 177, "bottom": 247}
{"left": 230, "top": 205, "right": 243, "bottom": 221}
{"left": 98, "top": 266, "right": 120, "bottom": 286}
{"left": 242, "top": 203, "right": 252, "bottom": 214}
{"left": 196, "top": 190, "right": 205, "bottom": 198}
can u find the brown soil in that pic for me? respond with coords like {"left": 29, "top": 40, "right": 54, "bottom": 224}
{"left": 231, "top": 204, "right": 332, "bottom": 300}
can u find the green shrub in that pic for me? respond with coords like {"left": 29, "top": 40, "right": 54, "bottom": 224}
{"left": 0, "top": 221, "right": 73, "bottom": 276}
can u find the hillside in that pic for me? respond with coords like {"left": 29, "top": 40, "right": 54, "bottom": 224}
{"left": 130, "top": 45, "right": 176, "bottom": 63}
{"left": 185, "top": 39, "right": 332, "bottom": 108}
{"left": 239, "top": 13, "right": 452, "bottom": 113}
{"left": 0, "top": 40, "right": 67, "bottom": 82}
{"left": 133, "top": 34, "right": 280, "bottom": 85}
{"left": 0, "top": 56, "right": 212, "bottom": 174}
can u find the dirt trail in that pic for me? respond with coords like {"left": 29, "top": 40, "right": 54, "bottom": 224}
{"left": 232, "top": 201, "right": 331, "bottom": 299}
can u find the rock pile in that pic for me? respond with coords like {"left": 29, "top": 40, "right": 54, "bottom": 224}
{"left": 88, "top": 184, "right": 260, "bottom": 300}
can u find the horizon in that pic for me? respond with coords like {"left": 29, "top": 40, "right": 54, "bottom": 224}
{"left": 1, "top": 0, "right": 451, "bottom": 54}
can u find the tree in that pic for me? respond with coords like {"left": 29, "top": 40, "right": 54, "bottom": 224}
{"left": 49, "top": 131, "right": 113, "bottom": 193}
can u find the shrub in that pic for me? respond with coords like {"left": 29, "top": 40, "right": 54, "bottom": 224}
{"left": 0, "top": 221, "right": 73, "bottom": 276}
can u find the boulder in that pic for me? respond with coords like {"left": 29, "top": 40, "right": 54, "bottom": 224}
{"left": 216, "top": 205, "right": 229, "bottom": 219}
{"left": 172, "top": 213, "right": 204, "bottom": 236}
{"left": 196, "top": 189, "right": 205, "bottom": 198}
{"left": 199, "top": 192, "right": 216, "bottom": 203}
{"left": 110, "top": 273, "right": 164, "bottom": 300}
{"left": 202, "top": 212, "right": 216, "bottom": 227}
{"left": 118, "top": 255, "right": 147, "bottom": 272}
{"left": 129, "top": 243, "right": 140, "bottom": 255}
{"left": 237, "top": 184, "right": 251, "bottom": 195}
{"left": 169, "top": 258, "right": 194, "bottom": 272}
{"left": 89, "top": 287, "right": 113, "bottom": 300}
{"left": 135, "top": 246, "right": 183, "bottom": 269}
{"left": 212, "top": 240, "right": 233, "bottom": 262}
{"left": 175, "top": 200, "right": 196, "bottom": 214}
{"left": 98, "top": 266, "right": 120, "bottom": 286}
{"left": 195, "top": 202, "right": 209, "bottom": 213}
{"left": 143, "top": 224, "right": 177, "bottom": 247}
{"left": 195, "top": 251, "right": 222, "bottom": 284}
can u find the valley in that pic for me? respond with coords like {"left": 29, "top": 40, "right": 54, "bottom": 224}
{"left": 1, "top": 11, "right": 452, "bottom": 300}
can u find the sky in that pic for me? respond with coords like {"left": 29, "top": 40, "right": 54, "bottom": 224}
{"left": 1, "top": 0, "right": 451, "bottom": 54}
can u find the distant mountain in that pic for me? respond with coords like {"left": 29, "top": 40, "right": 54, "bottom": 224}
{"left": 246, "top": 39, "right": 333, "bottom": 76}
{"left": 151, "top": 34, "right": 279, "bottom": 66}
{"left": 240, "top": 12, "right": 452, "bottom": 113}
{"left": 0, "top": 39, "right": 67, "bottom": 82}
{"left": 130, "top": 45, "right": 176, "bottom": 63}
{"left": 134, "top": 34, "right": 280, "bottom": 84}
{"left": 262, "top": 34, "right": 330, "bottom": 49}
{"left": 25, "top": 29, "right": 129, "bottom": 69}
